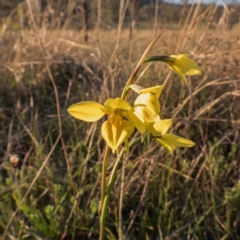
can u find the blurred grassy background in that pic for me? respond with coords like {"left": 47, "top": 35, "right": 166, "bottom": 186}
{"left": 0, "top": 0, "right": 240, "bottom": 239}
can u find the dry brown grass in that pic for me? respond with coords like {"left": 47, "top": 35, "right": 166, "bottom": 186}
{"left": 0, "top": 2, "right": 240, "bottom": 239}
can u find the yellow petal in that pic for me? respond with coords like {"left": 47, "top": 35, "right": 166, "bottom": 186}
{"left": 160, "top": 134, "right": 195, "bottom": 148}
{"left": 128, "top": 110, "right": 146, "bottom": 134}
{"left": 169, "top": 66, "right": 188, "bottom": 84}
{"left": 145, "top": 122, "right": 158, "bottom": 136}
{"left": 170, "top": 54, "right": 202, "bottom": 75}
{"left": 153, "top": 119, "right": 172, "bottom": 135}
{"left": 134, "top": 105, "right": 160, "bottom": 123}
{"left": 101, "top": 113, "right": 134, "bottom": 152}
{"left": 170, "top": 54, "right": 190, "bottom": 59}
{"left": 116, "top": 121, "right": 135, "bottom": 151}
{"left": 134, "top": 93, "right": 160, "bottom": 117}
{"left": 139, "top": 85, "right": 164, "bottom": 98}
{"left": 155, "top": 138, "right": 175, "bottom": 154}
{"left": 104, "top": 98, "right": 132, "bottom": 111}
{"left": 129, "top": 84, "right": 143, "bottom": 93}
{"left": 67, "top": 101, "right": 105, "bottom": 122}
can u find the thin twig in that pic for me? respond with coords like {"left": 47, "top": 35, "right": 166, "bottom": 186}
{"left": 16, "top": 111, "right": 39, "bottom": 148}
{"left": 109, "top": 0, "right": 130, "bottom": 63}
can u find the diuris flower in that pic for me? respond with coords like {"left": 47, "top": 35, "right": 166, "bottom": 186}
{"left": 164, "top": 54, "right": 202, "bottom": 84}
{"left": 67, "top": 98, "right": 145, "bottom": 152}
{"left": 144, "top": 54, "right": 201, "bottom": 84}
{"left": 131, "top": 85, "right": 163, "bottom": 124}
{"left": 147, "top": 118, "right": 195, "bottom": 154}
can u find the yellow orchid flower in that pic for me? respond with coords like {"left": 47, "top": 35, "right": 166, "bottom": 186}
{"left": 147, "top": 119, "right": 195, "bottom": 154}
{"left": 165, "top": 54, "right": 202, "bottom": 84}
{"left": 131, "top": 85, "right": 163, "bottom": 124}
{"left": 68, "top": 98, "right": 145, "bottom": 152}
{"left": 144, "top": 54, "right": 201, "bottom": 84}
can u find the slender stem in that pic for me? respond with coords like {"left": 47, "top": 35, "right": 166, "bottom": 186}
{"left": 99, "top": 137, "right": 142, "bottom": 240}
{"left": 101, "top": 146, "right": 110, "bottom": 209}
{"left": 100, "top": 148, "right": 125, "bottom": 240}
{"left": 99, "top": 145, "right": 110, "bottom": 240}
{"left": 119, "top": 149, "right": 129, "bottom": 239}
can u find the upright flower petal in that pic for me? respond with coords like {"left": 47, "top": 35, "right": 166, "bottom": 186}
{"left": 134, "top": 105, "right": 160, "bottom": 123}
{"left": 139, "top": 85, "right": 163, "bottom": 99}
{"left": 132, "top": 85, "right": 163, "bottom": 126}
{"left": 67, "top": 101, "right": 105, "bottom": 122}
{"left": 135, "top": 93, "right": 160, "bottom": 114}
{"left": 104, "top": 98, "right": 132, "bottom": 111}
{"left": 134, "top": 93, "right": 161, "bottom": 124}
{"left": 134, "top": 85, "right": 163, "bottom": 123}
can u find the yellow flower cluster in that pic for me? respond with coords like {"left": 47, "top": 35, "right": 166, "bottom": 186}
{"left": 130, "top": 85, "right": 195, "bottom": 153}
{"left": 67, "top": 54, "right": 201, "bottom": 153}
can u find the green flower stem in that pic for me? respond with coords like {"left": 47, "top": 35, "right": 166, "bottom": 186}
{"left": 99, "top": 137, "right": 142, "bottom": 240}
{"left": 100, "top": 148, "right": 125, "bottom": 240}
{"left": 101, "top": 146, "right": 111, "bottom": 210}
{"left": 143, "top": 55, "right": 172, "bottom": 64}
{"left": 99, "top": 145, "right": 110, "bottom": 240}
